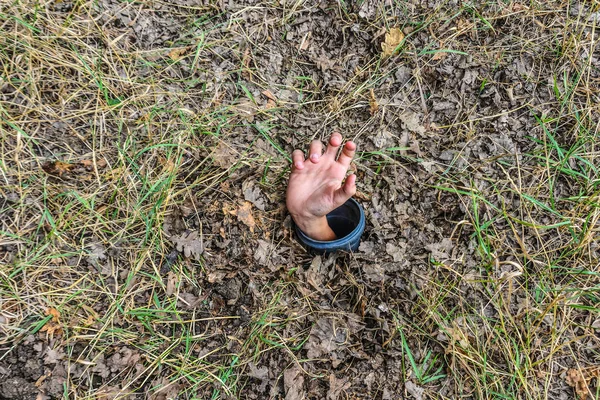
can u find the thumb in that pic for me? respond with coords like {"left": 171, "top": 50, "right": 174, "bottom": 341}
{"left": 333, "top": 174, "right": 357, "bottom": 207}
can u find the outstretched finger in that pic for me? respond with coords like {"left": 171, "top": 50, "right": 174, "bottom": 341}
{"left": 308, "top": 140, "right": 323, "bottom": 163}
{"left": 324, "top": 132, "right": 343, "bottom": 159}
{"left": 336, "top": 141, "right": 356, "bottom": 168}
{"left": 292, "top": 149, "right": 305, "bottom": 170}
{"left": 333, "top": 174, "right": 357, "bottom": 207}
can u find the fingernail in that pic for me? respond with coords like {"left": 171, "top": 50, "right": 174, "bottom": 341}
{"left": 310, "top": 154, "right": 319, "bottom": 161}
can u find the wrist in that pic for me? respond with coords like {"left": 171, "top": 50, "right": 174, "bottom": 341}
{"left": 291, "top": 214, "right": 337, "bottom": 241}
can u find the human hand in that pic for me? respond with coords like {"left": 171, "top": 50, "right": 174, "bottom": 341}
{"left": 286, "top": 132, "right": 357, "bottom": 241}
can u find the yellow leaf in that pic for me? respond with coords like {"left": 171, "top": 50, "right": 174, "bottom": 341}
{"left": 42, "top": 161, "right": 75, "bottom": 177}
{"left": 261, "top": 90, "right": 277, "bottom": 101}
{"left": 39, "top": 308, "right": 63, "bottom": 338}
{"left": 232, "top": 202, "right": 256, "bottom": 233}
{"left": 40, "top": 322, "right": 63, "bottom": 337}
{"left": 35, "top": 373, "right": 50, "bottom": 387}
{"left": 47, "top": 307, "right": 60, "bottom": 322}
{"left": 242, "top": 47, "right": 252, "bottom": 79}
{"left": 368, "top": 89, "right": 378, "bottom": 115}
{"left": 83, "top": 314, "right": 96, "bottom": 326}
{"left": 381, "top": 28, "right": 404, "bottom": 57}
{"left": 432, "top": 52, "right": 448, "bottom": 61}
{"left": 266, "top": 99, "right": 276, "bottom": 110}
{"left": 262, "top": 90, "right": 278, "bottom": 110}
{"left": 565, "top": 367, "right": 600, "bottom": 400}
{"left": 168, "top": 47, "right": 188, "bottom": 61}
{"left": 79, "top": 158, "right": 107, "bottom": 169}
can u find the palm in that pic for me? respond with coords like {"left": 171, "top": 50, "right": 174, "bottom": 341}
{"left": 286, "top": 133, "right": 357, "bottom": 223}
{"left": 287, "top": 159, "right": 349, "bottom": 217}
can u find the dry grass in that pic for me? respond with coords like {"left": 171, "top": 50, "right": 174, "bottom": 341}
{"left": 423, "top": 2, "right": 600, "bottom": 398}
{"left": 0, "top": 1, "right": 250, "bottom": 397}
{"left": 1, "top": 0, "right": 599, "bottom": 399}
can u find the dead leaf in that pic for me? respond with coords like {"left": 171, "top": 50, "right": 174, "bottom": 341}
{"left": 247, "top": 362, "right": 269, "bottom": 385}
{"left": 109, "top": 347, "right": 141, "bottom": 369}
{"left": 363, "top": 263, "right": 386, "bottom": 283}
{"left": 246, "top": 362, "right": 269, "bottom": 391}
{"left": 386, "top": 242, "right": 406, "bottom": 262}
{"left": 40, "top": 323, "right": 63, "bottom": 337}
{"left": 207, "top": 270, "right": 227, "bottom": 283}
{"left": 305, "top": 255, "right": 324, "bottom": 292}
{"left": 91, "top": 354, "right": 110, "bottom": 379}
{"left": 34, "top": 373, "right": 51, "bottom": 387}
{"left": 432, "top": 48, "right": 449, "bottom": 61}
{"left": 47, "top": 308, "right": 60, "bottom": 322}
{"left": 409, "top": 136, "right": 423, "bottom": 157}
{"left": 242, "top": 179, "right": 266, "bottom": 211}
{"left": 42, "top": 161, "right": 75, "bottom": 176}
{"left": 368, "top": 88, "right": 379, "bottom": 116}
{"left": 167, "top": 47, "right": 188, "bottom": 61}
{"left": 305, "top": 318, "right": 347, "bottom": 359}
{"left": 233, "top": 101, "right": 258, "bottom": 122}
{"left": 284, "top": 366, "right": 305, "bottom": 400}
{"left": 177, "top": 292, "right": 202, "bottom": 309}
{"left": 230, "top": 202, "right": 256, "bottom": 232}
{"left": 79, "top": 158, "right": 108, "bottom": 169}
{"left": 381, "top": 27, "right": 404, "bottom": 57}
{"left": 297, "top": 31, "right": 311, "bottom": 51}
{"left": 261, "top": 90, "right": 278, "bottom": 110}
{"left": 166, "top": 271, "right": 177, "bottom": 296}
{"left": 211, "top": 142, "right": 238, "bottom": 169}
{"left": 96, "top": 386, "right": 123, "bottom": 400}
{"left": 242, "top": 47, "right": 252, "bottom": 79}
{"left": 87, "top": 242, "right": 107, "bottom": 269}
{"left": 354, "top": 191, "right": 371, "bottom": 201}
{"left": 40, "top": 308, "right": 63, "bottom": 338}
{"left": 171, "top": 230, "right": 203, "bottom": 260}
{"left": 566, "top": 367, "right": 600, "bottom": 399}
{"left": 405, "top": 381, "right": 425, "bottom": 400}
{"left": 512, "top": 3, "right": 529, "bottom": 11}
{"left": 327, "top": 375, "right": 351, "bottom": 400}
{"left": 358, "top": 241, "right": 375, "bottom": 255}
{"left": 44, "top": 348, "right": 65, "bottom": 364}
{"left": 179, "top": 197, "right": 197, "bottom": 217}
{"left": 399, "top": 112, "right": 426, "bottom": 134}
{"left": 254, "top": 239, "right": 272, "bottom": 265}
{"left": 265, "top": 99, "right": 276, "bottom": 109}
{"left": 261, "top": 90, "right": 277, "bottom": 101}
{"left": 425, "top": 238, "right": 454, "bottom": 261}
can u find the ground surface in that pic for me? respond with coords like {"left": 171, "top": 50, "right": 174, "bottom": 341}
{"left": 1, "top": 0, "right": 599, "bottom": 399}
